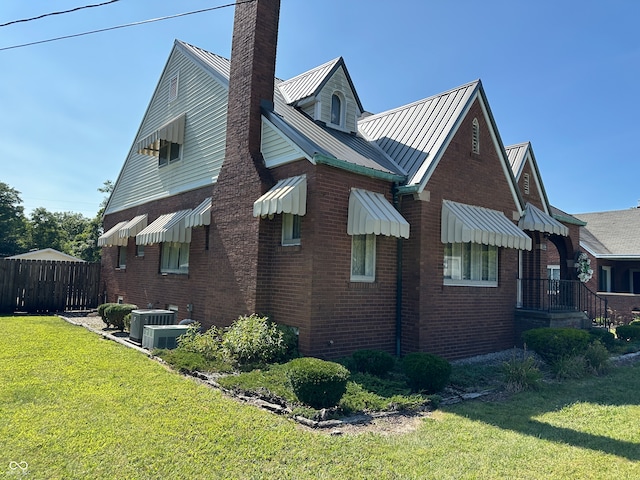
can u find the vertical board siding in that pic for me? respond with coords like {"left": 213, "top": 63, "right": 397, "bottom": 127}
{"left": 0, "top": 259, "right": 101, "bottom": 313}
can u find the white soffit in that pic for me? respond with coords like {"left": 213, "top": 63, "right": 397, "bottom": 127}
{"left": 347, "top": 188, "right": 410, "bottom": 239}
{"left": 118, "top": 214, "right": 148, "bottom": 243}
{"left": 97, "top": 221, "right": 128, "bottom": 247}
{"left": 185, "top": 197, "right": 212, "bottom": 228}
{"left": 136, "top": 209, "right": 192, "bottom": 245}
{"left": 441, "top": 200, "right": 531, "bottom": 250}
{"left": 253, "top": 175, "right": 307, "bottom": 218}
{"left": 519, "top": 203, "right": 568, "bottom": 237}
{"left": 136, "top": 113, "right": 186, "bottom": 156}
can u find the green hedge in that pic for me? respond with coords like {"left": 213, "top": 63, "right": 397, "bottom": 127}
{"left": 401, "top": 352, "right": 451, "bottom": 393}
{"left": 616, "top": 324, "right": 640, "bottom": 342}
{"left": 588, "top": 328, "right": 616, "bottom": 351}
{"left": 99, "top": 303, "right": 137, "bottom": 330}
{"left": 285, "top": 357, "right": 350, "bottom": 409}
{"left": 522, "top": 328, "right": 591, "bottom": 364}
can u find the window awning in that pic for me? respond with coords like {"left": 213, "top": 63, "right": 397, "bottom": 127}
{"left": 136, "top": 209, "right": 192, "bottom": 245}
{"left": 519, "top": 203, "right": 568, "bottom": 237}
{"left": 118, "top": 214, "right": 148, "bottom": 242}
{"left": 347, "top": 188, "right": 410, "bottom": 239}
{"left": 97, "top": 221, "right": 128, "bottom": 247}
{"left": 136, "top": 113, "right": 186, "bottom": 156}
{"left": 253, "top": 175, "right": 307, "bottom": 218}
{"left": 441, "top": 200, "right": 532, "bottom": 250}
{"left": 185, "top": 198, "right": 212, "bottom": 228}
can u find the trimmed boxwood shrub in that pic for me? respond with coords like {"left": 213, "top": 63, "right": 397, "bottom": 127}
{"left": 103, "top": 303, "right": 138, "bottom": 330}
{"left": 285, "top": 357, "right": 350, "bottom": 409}
{"left": 522, "top": 327, "right": 590, "bottom": 364}
{"left": 616, "top": 324, "right": 640, "bottom": 342}
{"left": 351, "top": 349, "right": 396, "bottom": 376}
{"left": 589, "top": 328, "right": 616, "bottom": 351}
{"left": 401, "top": 352, "right": 451, "bottom": 393}
{"left": 97, "top": 303, "right": 118, "bottom": 321}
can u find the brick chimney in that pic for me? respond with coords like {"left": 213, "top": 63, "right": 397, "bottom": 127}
{"left": 208, "top": 0, "right": 281, "bottom": 320}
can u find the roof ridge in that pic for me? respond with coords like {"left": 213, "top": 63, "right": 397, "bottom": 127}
{"left": 278, "top": 57, "right": 342, "bottom": 86}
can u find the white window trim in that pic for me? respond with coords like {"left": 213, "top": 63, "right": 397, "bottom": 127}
{"left": 161, "top": 242, "right": 189, "bottom": 275}
{"left": 281, "top": 213, "right": 301, "bottom": 246}
{"left": 117, "top": 246, "right": 127, "bottom": 269}
{"left": 350, "top": 234, "right": 376, "bottom": 282}
{"left": 330, "top": 91, "right": 347, "bottom": 130}
{"left": 158, "top": 140, "right": 182, "bottom": 168}
{"left": 600, "top": 266, "right": 612, "bottom": 292}
{"left": 443, "top": 242, "right": 498, "bottom": 287}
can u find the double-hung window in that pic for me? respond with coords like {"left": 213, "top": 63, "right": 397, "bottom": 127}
{"left": 158, "top": 139, "right": 181, "bottom": 167}
{"left": 444, "top": 242, "right": 497, "bottom": 286}
{"left": 282, "top": 213, "right": 301, "bottom": 246}
{"left": 351, "top": 234, "right": 376, "bottom": 282}
{"left": 161, "top": 242, "right": 189, "bottom": 274}
{"left": 117, "top": 246, "right": 127, "bottom": 269}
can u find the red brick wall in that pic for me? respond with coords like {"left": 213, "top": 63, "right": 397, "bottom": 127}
{"left": 399, "top": 98, "right": 523, "bottom": 359}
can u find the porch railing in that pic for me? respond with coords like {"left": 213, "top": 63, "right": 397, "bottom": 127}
{"left": 518, "top": 278, "right": 609, "bottom": 326}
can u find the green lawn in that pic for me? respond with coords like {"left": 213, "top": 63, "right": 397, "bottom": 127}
{"left": 1, "top": 316, "right": 639, "bottom": 479}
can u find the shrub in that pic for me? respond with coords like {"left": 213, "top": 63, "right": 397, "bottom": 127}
{"left": 584, "top": 340, "right": 611, "bottom": 375}
{"left": 275, "top": 323, "right": 299, "bottom": 362}
{"left": 615, "top": 324, "right": 640, "bottom": 342}
{"left": 285, "top": 357, "right": 350, "bottom": 409}
{"left": 522, "top": 328, "right": 591, "bottom": 364}
{"left": 552, "top": 355, "right": 588, "bottom": 380}
{"left": 97, "top": 303, "right": 119, "bottom": 321}
{"left": 102, "top": 303, "right": 137, "bottom": 330}
{"left": 401, "top": 352, "right": 451, "bottom": 393}
{"left": 178, "top": 323, "right": 223, "bottom": 360}
{"left": 351, "top": 349, "right": 396, "bottom": 376}
{"left": 154, "top": 348, "right": 233, "bottom": 374}
{"left": 589, "top": 328, "right": 616, "bottom": 351}
{"left": 221, "top": 314, "right": 287, "bottom": 366}
{"left": 502, "top": 350, "right": 542, "bottom": 392}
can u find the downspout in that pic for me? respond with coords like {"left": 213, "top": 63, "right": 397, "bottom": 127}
{"left": 393, "top": 183, "right": 403, "bottom": 358}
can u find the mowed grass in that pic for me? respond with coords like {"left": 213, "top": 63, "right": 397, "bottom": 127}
{"left": 1, "top": 316, "right": 639, "bottom": 479}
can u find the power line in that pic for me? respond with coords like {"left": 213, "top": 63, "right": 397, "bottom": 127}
{"left": 0, "top": 0, "right": 121, "bottom": 28}
{"left": 0, "top": 1, "right": 254, "bottom": 52}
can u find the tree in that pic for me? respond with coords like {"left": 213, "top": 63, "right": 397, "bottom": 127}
{"left": 28, "top": 207, "right": 65, "bottom": 252}
{"left": 0, "top": 182, "right": 28, "bottom": 257}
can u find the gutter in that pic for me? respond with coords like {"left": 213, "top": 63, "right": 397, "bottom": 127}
{"left": 393, "top": 182, "right": 403, "bottom": 358}
{"left": 313, "top": 154, "right": 406, "bottom": 183}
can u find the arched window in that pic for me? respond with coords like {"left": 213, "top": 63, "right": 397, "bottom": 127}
{"left": 472, "top": 117, "right": 480, "bottom": 154}
{"left": 331, "top": 93, "right": 342, "bottom": 126}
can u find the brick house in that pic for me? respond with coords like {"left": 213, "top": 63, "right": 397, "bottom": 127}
{"left": 99, "top": 0, "right": 580, "bottom": 359}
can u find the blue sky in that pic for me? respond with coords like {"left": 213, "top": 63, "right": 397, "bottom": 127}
{"left": 1, "top": 0, "right": 638, "bottom": 218}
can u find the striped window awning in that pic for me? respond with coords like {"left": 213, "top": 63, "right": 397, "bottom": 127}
{"left": 347, "top": 188, "right": 410, "bottom": 239}
{"left": 97, "top": 221, "right": 129, "bottom": 247}
{"left": 136, "top": 113, "right": 186, "bottom": 156}
{"left": 519, "top": 203, "right": 568, "bottom": 237}
{"left": 136, "top": 210, "right": 192, "bottom": 245}
{"left": 185, "top": 198, "right": 212, "bottom": 228}
{"left": 253, "top": 175, "right": 307, "bottom": 218}
{"left": 441, "top": 200, "right": 532, "bottom": 250}
{"left": 118, "top": 214, "right": 148, "bottom": 242}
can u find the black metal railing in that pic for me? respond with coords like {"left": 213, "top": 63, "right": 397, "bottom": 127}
{"left": 519, "top": 278, "right": 608, "bottom": 326}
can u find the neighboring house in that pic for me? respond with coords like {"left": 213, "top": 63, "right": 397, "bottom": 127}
{"left": 8, "top": 248, "right": 85, "bottom": 262}
{"left": 99, "top": 0, "right": 582, "bottom": 359}
{"left": 573, "top": 208, "right": 640, "bottom": 323}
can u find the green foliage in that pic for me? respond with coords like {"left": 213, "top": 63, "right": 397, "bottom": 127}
{"left": 154, "top": 348, "right": 232, "bottom": 374}
{"left": 97, "top": 303, "right": 118, "bottom": 320}
{"left": 584, "top": 340, "right": 611, "bottom": 375}
{"left": 221, "top": 314, "right": 288, "bottom": 367}
{"left": 589, "top": 328, "right": 616, "bottom": 351}
{"left": 401, "top": 352, "right": 452, "bottom": 393}
{"left": 351, "top": 349, "right": 396, "bottom": 376}
{"left": 552, "top": 355, "right": 588, "bottom": 380}
{"left": 502, "top": 351, "right": 542, "bottom": 392}
{"left": 217, "top": 363, "right": 296, "bottom": 403}
{"left": 0, "top": 182, "right": 28, "bottom": 256}
{"left": 102, "top": 303, "right": 137, "bottom": 330}
{"left": 177, "top": 322, "right": 223, "bottom": 360}
{"left": 615, "top": 324, "right": 640, "bottom": 342}
{"left": 522, "top": 328, "right": 591, "bottom": 364}
{"left": 285, "top": 357, "right": 350, "bottom": 409}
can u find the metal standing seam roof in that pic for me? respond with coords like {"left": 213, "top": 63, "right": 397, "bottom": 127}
{"left": 185, "top": 198, "right": 212, "bottom": 228}
{"left": 505, "top": 142, "right": 530, "bottom": 179}
{"left": 519, "top": 203, "right": 568, "bottom": 236}
{"left": 358, "top": 81, "right": 479, "bottom": 187}
{"left": 441, "top": 200, "right": 532, "bottom": 250}
{"left": 97, "top": 221, "right": 129, "bottom": 247}
{"left": 253, "top": 175, "right": 307, "bottom": 218}
{"left": 277, "top": 57, "right": 341, "bottom": 104}
{"left": 136, "top": 210, "right": 193, "bottom": 245}
{"left": 347, "top": 188, "right": 410, "bottom": 239}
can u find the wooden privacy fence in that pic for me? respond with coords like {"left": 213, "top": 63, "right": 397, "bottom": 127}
{"left": 0, "top": 259, "right": 101, "bottom": 313}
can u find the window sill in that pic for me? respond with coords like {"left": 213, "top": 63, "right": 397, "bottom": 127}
{"left": 444, "top": 280, "right": 497, "bottom": 288}
{"left": 349, "top": 280, "right": 378, "bottom": 290}
{"left": 276, "top": 245, "right": 301, "bottom": 253}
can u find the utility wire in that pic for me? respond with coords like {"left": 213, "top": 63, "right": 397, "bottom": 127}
{"left": 0, "top": 1, "right": 254, "bottom": 52}
{"left": 0, "top": 0, "right": 121, "bottom": 28}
